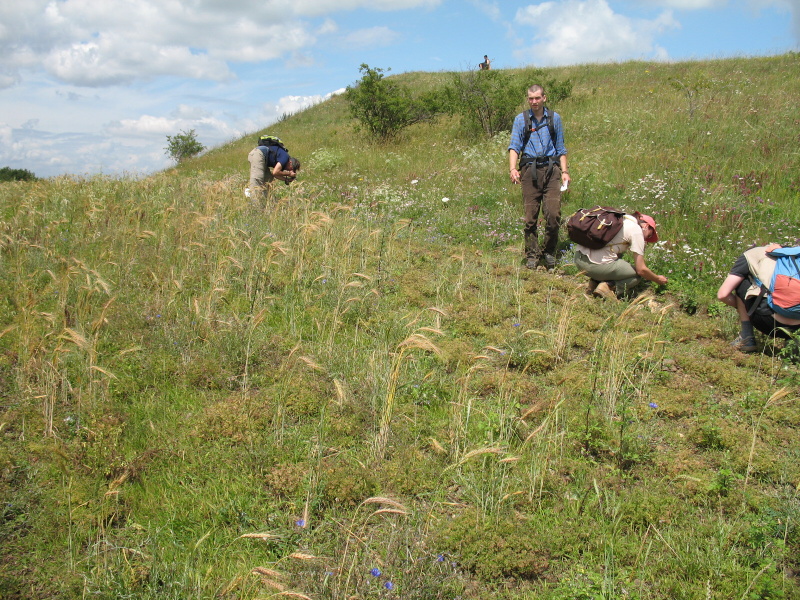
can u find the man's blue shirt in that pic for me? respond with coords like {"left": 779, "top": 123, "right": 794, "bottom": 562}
{"left": 258, "top": 145, "right": 289, "bottom": 168}
{"left": 507, "top": 108, "right": 567, "bottom": 158}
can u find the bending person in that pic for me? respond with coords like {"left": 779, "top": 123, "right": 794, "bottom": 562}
{"left": 247, "top": 137, "right": 300, "bottom": 202}
{"left": 716, "top": 243, "right": 800, "bottom": 352}
{"left": 574, "top": 211, "right": 667, "bottom": 300}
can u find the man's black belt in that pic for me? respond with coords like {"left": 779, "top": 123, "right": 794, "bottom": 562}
{"left": 519, "top": 156, "right": 555, "bottom": 168}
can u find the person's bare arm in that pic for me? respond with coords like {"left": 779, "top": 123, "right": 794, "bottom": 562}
{"left": 634, "top": 253, "right": 667, "bottom": 285}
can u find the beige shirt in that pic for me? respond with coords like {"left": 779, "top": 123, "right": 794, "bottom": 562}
{"left": 576, "top": 215, "right": 645, "bottom": 264}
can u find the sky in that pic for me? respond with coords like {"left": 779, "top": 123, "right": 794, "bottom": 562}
{"left": 0, "top": 0, "right": 798, "bottom": 179}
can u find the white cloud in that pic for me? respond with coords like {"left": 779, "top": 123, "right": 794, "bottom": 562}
{"left": 0, "top": 0, "right": 443, "bottom": 88}
{"left": 276, "top": 0, "right": 443, "bottom": 17}
{"left": 273, "top": 90, "right": 346, "bottom": 118}
{"left": 632, "top": 0, "right": 725, "bottom": 7}
{"left": 514, "top": 0, "right": 679, "bottom": 65}
{"left": 0, "top": 0, "right": 316, "bottom": 87}
{"left": 44, "top": 39, "right": 234, "bottom": 86}
{"left": 0, "top": 123, "right": 12, "bottom": 147}
{"left": 344, "top": 26, "right": 401, "bottom": 48}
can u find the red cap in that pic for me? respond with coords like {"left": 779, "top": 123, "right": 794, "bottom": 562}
{"left": 634, "top": 211, "right": 659, "bottom": 243}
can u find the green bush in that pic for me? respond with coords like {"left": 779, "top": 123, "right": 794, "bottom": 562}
{"left": 0, "top": 166, "right": 36, "bottom": 182}
{"left": 164, "top": 128, "right": 205, "bottom": 163}
{"left": 442, "top": 68, "right": 573, "bottom": 140}
{"left": 442, "top": 69, "right": 522, "bottom": 139}
{"left": 345, "top": 64, "right": 443, "bottom": 141}
{"left": 437, "top": 511, "right": 550, "bottom": 582}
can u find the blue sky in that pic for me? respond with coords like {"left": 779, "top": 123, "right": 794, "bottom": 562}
{"left": 0, "top": 0, "right": 797, "bottom": 178}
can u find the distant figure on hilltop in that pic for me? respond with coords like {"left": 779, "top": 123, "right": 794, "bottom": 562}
{"left": 478, "top": 55, "right": 491, "bottom": 70}
{"left": 247, "top": 134, "right": 300, "bottom": 202}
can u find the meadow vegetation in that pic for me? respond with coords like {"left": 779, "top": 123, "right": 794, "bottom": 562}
{"left": 1, "top": 54, "right": 800, "bottom": 599}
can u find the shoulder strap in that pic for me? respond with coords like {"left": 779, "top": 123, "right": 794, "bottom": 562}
{"left": 522, "top": 108, "right": 558, "bottom": 156}
{"left": 522, "top": 109, "right": 532, "bottom": 153}
{"left": 546, "top": 108, "right": 556, "bottom": 148}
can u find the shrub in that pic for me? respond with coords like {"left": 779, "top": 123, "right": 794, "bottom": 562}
{"left": 436, "top": 511, "right": 550, "bottom": 582}
{"left": 164, "top": 129, "right": 205, "bottom": 163}
{"left": 345, "top": 64, "right": 443, "bottom": 141}
{"left": 443, "top": 69, "right": 573, "bottom": 139}
{"left": 442, "top": 70, "right": 521, "bottom": 138}
{"left": 0, "top": 166, "right": 36, "bottom": 182}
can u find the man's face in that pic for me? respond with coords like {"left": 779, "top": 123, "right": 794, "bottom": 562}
{"left": 527, "top": 90, "right": 546, "bottom": 110}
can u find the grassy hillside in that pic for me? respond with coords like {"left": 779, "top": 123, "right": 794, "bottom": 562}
{"left": 1, "top": 54, "right": 800, "bottom": 600}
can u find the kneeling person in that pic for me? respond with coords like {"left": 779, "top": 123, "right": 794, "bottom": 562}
{"left": 716, "top": 244, "right": 800, "bottom": 353}
{"left": 574, "top": 212, "right": 667, "bottom": 300}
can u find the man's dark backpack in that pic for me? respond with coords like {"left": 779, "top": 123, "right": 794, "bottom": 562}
{"left": 257, "top": 135, "right": 288, "bottom": 166}
{"left": 566, "top": 207, "right": 625, "bottom": 249}
{"left": 258, "top": 134, "right": 287, "bottom": 151}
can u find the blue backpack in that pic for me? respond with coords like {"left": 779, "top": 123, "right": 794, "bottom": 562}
{"left": 750, "top": 247, "right": 800, "bottom": 319}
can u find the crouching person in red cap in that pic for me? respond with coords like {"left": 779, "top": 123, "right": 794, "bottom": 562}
{"left": 573, "top": 211, "right": 668, "bottom": 300}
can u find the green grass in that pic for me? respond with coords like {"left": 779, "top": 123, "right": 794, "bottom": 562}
{"left": 1, "top": 54, "right": 800, "bottom": 599}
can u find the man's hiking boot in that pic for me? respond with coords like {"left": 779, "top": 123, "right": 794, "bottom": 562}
{"left": 731, "top": 335, "right": 757, "bottom": 353}
{"left": 543, "top": 254, "right": 556, "bottom": 272}
{"left": 593, "top": 282, "right": 617, "bottom": 301}
{"left": 586, "top": 279, "right": 600, "bottom": 294}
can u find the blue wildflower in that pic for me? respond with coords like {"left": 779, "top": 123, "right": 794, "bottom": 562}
{"left": 436, "top": 554, "right": 445, "bottom": 562}
{"left": 649, "top": 402, "right": 658, "bottom": 409}
{"left": 370, "top": 568, "right": 381, "bottom": 577}
{"left": 295, "top": 519, "right": 306, "bottom": 527}
{"left": 384, "top": 581, "right": 394, "bottom": 590}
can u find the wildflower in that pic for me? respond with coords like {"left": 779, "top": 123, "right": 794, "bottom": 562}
{"left": 441, "top": 197, "right": 450, "bottom": 203}
{"left": 649, "top": 402, "right": 658, "bottom": 409}
{"left": 384, "top": 581, "right": 394, "bottom": 590}
{"left": 370, "top": 568, "right": 381, "bottom": 577}
{"left": 295, "top": 519, "right": 306, "bottom": 527}
{"left": 411, "top": 179, "right": 419, "bottom": 184}
{"left": 436, "top": 554, "right": 445, "bottom": 562}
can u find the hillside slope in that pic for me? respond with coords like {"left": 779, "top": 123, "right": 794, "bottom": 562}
{"left": 1, "top": 55, "right": 799, "bottom": 599}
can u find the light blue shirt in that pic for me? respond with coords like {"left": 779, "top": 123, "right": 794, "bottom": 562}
{"left": 507, "top": 108, "right": 567, "bottom": 158}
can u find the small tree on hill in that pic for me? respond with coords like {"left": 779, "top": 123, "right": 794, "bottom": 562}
{"left": 165, "top": 129, "right": 205, "bottom": 163}
{"left": 346, "top": 63, "right": 443, "bottom": 141}
{"left": 443, "top": 70, "right": 520, "bottom": 139}
{"left": 0, "top": 166, "right": 37, "bottom": 182}
{"left": 443, "top": 69, "right": 573, "bottom": 140}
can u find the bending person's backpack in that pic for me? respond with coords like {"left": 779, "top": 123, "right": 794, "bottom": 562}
{"left": 566, "top": 206, "right": 625, "bottom": 250}
{"left": 258, "top": 134, "right": 287, "bottom": 151}
{"left": 746, "top": 246, "right": 800, "bottom": 319}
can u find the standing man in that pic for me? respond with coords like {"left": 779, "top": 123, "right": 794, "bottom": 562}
{"left": 247, "top": 135, "right": 300, "bottom": 202}
{"left": 508, "top": 85, "right": 570, "bottom": 271}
